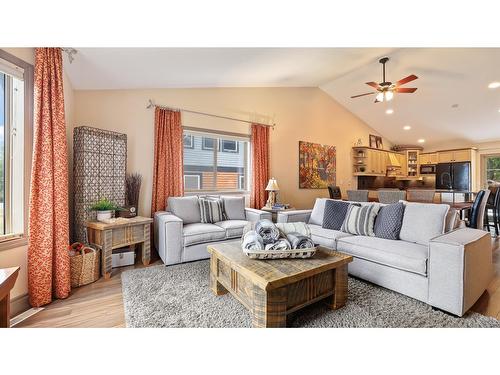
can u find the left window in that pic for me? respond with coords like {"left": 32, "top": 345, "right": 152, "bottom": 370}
{"left": 0, "top": 51, "right": 33, "bottom": 248}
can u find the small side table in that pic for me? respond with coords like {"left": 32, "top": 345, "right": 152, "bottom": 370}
{"left": 0, "top": 267, "right": 20, "bottom": 328}
{"left": 261, "top": 206, "right": 296, "bottom": 223}
{"left": 85, "top": 216, "right": 153, "bottom": 279}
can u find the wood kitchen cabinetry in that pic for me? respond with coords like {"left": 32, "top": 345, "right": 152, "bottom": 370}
{"left": 352, "top": 147, "right": 403, "bottom": 177}
{"left": 437, "top": 149, "right": 472, "bottom": 163}
{"left": 419, "top": 152, "right": 438, "bottom": 165}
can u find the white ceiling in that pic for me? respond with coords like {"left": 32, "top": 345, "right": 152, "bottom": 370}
{"left": 64, "top": 48, "right": 500, "bottom": 148}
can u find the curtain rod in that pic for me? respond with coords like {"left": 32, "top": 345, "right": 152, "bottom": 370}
{"left": 146, "top": 99, "right": 275, "bottom": 129}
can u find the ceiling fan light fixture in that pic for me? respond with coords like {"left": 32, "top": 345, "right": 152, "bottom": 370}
{"left": 385, "top": 91, "right": 394, "bottom": 101}
{"left": 376, "top": 92, "right": 384, "bottom": 102}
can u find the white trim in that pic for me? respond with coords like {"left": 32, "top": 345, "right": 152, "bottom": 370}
{"left": 184, "top": 174, "right": 201, "bottom": 190}
{"left": 0, "top": 57, "right": 24, "bottom": 81}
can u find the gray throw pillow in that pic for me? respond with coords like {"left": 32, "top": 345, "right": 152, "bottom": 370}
{"left": 373, "top": 202, "right": 405, "bottom": 240}
{"left": 167, "top": 196, "right": 201, "bottom": 224}
{"left": 199, "top": 197, "right": 226, "bottom": 223}
{"left": 341, "top": 203, "right": 380, "bottom": 236}
{"left": 322, "top": 200, "right": 350, "bottom": 231}
{"left": 399, "top": 202, "right": 449, "bottom": 245}
{"left": 221, "top": 196, "right": 246, "bottom": 220}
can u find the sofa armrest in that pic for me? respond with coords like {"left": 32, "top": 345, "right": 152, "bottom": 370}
{"left": 154, "top": 211, "right": 184, "bottom": 266}
{"left": 245, "top": 208, "right": 272, "bottom": 222}
{"left": 428, "top": 228, "right": 493, "bottom": 316}
{"left": 276, "top": 209, "right": 312, "bottom": 223}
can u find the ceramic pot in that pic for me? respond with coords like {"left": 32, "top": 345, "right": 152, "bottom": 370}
{"left": 97, "top": 210, "right": 113, "bottom": 222}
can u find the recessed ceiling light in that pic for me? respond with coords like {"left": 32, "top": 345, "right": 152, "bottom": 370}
{"left": 386, "top": 109, "right": 394, "bottom": 115}
{"left": 418, "top": 139, "right": 425, "bottom": 143}
{"left": 488, "top": 82, "right": 500, "bottom": 89}
{"left": 403, "top": 125, "right": 411, "bottom": 130}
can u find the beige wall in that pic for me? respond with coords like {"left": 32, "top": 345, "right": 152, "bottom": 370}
{"left": 0, "top": 48, "right": 75, "bottom": 307}
{"left": 73, "top": 87, "right": 389, "bottom": 215}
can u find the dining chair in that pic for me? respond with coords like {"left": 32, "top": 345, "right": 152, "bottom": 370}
{"left": 406, "top": 189, "right": 436, "bottom": 203}
{"left": 328, "top": 185, "right": 342, "bottom": 200}
{"left": 468, "top": 189, "right": 490, "bottom": 230}
{"left": 485, "top": 187, "right": 500, "bottom": 235}
{"left": 377, "top": 189, "right": 406, "bottom": 204}
{"left": 347, "top": 190, "right": 369, "bottom": 202}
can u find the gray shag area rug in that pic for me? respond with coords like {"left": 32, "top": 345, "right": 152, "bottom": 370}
{"left": 121, "top": 260, "right": 500, "bottom": 328}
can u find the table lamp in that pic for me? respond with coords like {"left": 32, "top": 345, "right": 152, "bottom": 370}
{"left": 265, "top": 177, "right": 280, "bottom": 208}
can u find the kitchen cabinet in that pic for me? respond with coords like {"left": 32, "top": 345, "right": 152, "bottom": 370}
{"left": 352, "top": 147, "right": 388, "bottom": 176}
{"left": 437, "top": 149, "right": 472, "bottom": 163}
{"left": 419, "top": 152, "right": 438, "bottom": 165}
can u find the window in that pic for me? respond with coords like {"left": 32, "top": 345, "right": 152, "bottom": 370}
{"left": 183, "top": 134, "right": 194, "bottom": 148}
{"left": 0, "top": 50, "right": 33, "bottom": 249}
{"left": 220, "top": 139, "right": 238, "bottom": 153}
{"left": 183, "top": 130, "right": 250, "bottom": 192}
{"left": 484, "top": 155, "right": 500, "bottom": 184}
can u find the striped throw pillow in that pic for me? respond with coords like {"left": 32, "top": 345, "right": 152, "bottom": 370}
{"left": 199, "top": 197, "right": 226, "bottom": 223}
{"left": 341, "top": 203, "right": 380, "bottom": 236}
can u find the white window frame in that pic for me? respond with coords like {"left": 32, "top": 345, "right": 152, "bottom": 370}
{"left": 184, "top": 174, "right": 201, "bottom": 190}
{"left": 183, "top": 134, "right": 194, "bottom": 148}
{"left": 0, "top": 50, "right": 33, "bottom": 251}
{"left": 220, "top": 139, "right": 239, "bottom": 153}
{"left": 183, "top": 127, "right": 251, "bottom": 194}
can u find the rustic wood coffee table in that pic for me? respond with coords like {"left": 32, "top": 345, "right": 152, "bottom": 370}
{"left": 207, "top": 243, "right": 353, "bottom": 328}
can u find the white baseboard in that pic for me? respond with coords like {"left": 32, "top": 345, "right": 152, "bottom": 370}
{"left": 10, "top": 307, "right": 44, "bottom": 327}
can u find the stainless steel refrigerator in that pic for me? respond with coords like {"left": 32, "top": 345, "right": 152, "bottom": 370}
{"left": 435, "top": 162, "right": 471, "bottom": 191}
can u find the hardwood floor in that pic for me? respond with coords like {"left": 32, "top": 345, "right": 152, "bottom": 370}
{"left": 15, "top": 238, "right": 500, "bottom": 327}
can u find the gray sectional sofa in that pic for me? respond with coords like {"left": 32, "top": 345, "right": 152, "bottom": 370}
{"left": 154, "top": 196, "right": 271, "bottom": 266}
{"left": 278, "top": 198, "right": 493, "bottom": 316}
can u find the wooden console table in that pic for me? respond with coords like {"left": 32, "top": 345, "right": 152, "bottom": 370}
{"left": 0, "top": 267, "right": 20, "bottom": 328}
{"left": 85, "top": 216, "right": 153, "bottom": 279}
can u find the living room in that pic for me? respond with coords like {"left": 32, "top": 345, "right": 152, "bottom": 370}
{"left": 1, "top": 1, "right": 499, "bottom": 374}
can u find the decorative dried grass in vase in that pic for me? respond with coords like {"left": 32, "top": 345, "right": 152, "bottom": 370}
{"left": 125, "top": 173, "right": 142, "bottom": 210}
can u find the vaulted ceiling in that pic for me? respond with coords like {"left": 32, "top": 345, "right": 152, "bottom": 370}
{"left": 64, "top": 48, "right": 500, "bottom": 149}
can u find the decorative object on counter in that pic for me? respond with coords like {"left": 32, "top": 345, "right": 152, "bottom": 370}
{"left": 73, "top": 126, "right": 127, "bottom": 242}
{"left": 119, "top": 173, "right": 142, "bottom": 218}
{"left": 68, "top": 242, "right": 100, "bottom": 288}
{"left": 354, "top": 138, "right": 363, "bottom": 147}
{"left": 265, "top": 177, "right": 280, "bottom": 208}
{"left": 299, "top": 141, "right": 336, "bottom": 189}
{"left": 90, "top": 197, "right": 122, "bottom": 222}
{"left": 369, "top": 134, "right": 383, "bottom": 149}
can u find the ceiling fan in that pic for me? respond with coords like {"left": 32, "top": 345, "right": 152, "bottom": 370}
{"left": 351, "top": 57, "right": 418, "bottom": 103}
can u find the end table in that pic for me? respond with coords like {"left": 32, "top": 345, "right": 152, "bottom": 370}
{"left": 85, "top": 216, "right": 153, "bottom": 279}
{"left": 260, "top": 206, "right": 296, "bottom": 223}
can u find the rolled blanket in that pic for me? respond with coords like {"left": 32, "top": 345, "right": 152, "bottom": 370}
{"left": 255, "top": 219, "right": 280, "bottom": 245}
{"left": 242, "top": 230, "right": 264, "bottom": 251}
{"left": 286, "top": 232, "right": 315, "bottom": 249}
{"left": 275, "top": 222, "right": 311, "bottom": 237}
{"left": 264, "top": 238, "right": 291, "bottom": 251}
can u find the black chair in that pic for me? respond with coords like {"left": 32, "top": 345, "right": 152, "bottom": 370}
{"left": 328, "top": 185, "right": 342, "bottom": 200}
{"left": 485, "top": 187, "right": 500, "bottom": 235}
{"left": 467, "top": 190, "right": 489, "bottom": 230}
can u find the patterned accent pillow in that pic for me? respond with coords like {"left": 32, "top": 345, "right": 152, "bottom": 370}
{"left": 322, "top": 200, "right": 350, "bottom": 230}
{"left": 341, "top": 203, "right": 380, "bottom": 236}
{"left": 373, "top": 202, "right": 405, "bottom": 240}
{"left": 199, "top": 197, "right": 226, "bottom": 223}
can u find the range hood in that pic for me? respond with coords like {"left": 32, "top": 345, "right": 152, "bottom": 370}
{"left": 387, "top": 153, "right": 401, "bottom": 167}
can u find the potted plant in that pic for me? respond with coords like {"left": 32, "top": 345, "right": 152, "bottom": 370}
{"left": 90, "top": 198, "right": 121, "bottom": 222}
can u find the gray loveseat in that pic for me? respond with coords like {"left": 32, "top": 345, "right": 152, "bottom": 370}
{"left": 154, "top": 196, "right": 271, "bottom": 266}
{"left": 278, "top": 198, "right": 493, "bottom": 316}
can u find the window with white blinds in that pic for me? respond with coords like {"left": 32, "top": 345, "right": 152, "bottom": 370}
{"left": 0, "top": 56, "right": 25, "bottom": 241}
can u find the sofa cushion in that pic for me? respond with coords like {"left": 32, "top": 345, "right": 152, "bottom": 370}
{"left": 308, "top": 198, "right": 327, "bottom": 225}
{"left": 322, "top": 200, "right": 350, "bottom": 231}
{"left": 399, "top": 202, "right": 450, "bottom": 245}
{"left": 167, "top": 196, "right": 201, "bottom": 224}
{"left": 215, "top": 220, "right": 248, "bottom": 239}
{"left": 374, "top": 202, "right": 405, "bottom": 240}
{"left": 221, "top": 196, "right": 246, "bottom": 220}
{"left": 183, "top": 223, "right": 226, "bottom": 246}
{"left": 337, "top": 236, "right": 428, "bottom": 276}
{"left": 341, "top": 203, "right": 380, "bottom": 236}
{"left": 199, "top": 197, "right": 226, "bottom": 223}
{"left": 445, "top": 208, "right": 460, "bottom": 233}
{"left": 308, "top": 224, "right": 352, "bottom": 249}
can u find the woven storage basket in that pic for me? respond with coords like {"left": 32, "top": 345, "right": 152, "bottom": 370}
{"left": 69, "top": 243, "right": 101, "bottom": 288}
{"left": 243, "top": 246, "right": 317, "bottom": 260}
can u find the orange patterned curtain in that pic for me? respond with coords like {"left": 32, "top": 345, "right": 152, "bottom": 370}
{"left": 151, "top": 107, "right": 184, "bottom": 214}
{"left": 28, "top": 48, "right": 70, "bottom": 307}
{"left": 250, "top": 124, "right": 270, "bottom": 209}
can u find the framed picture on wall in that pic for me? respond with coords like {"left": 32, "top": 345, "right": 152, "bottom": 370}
{"left": 369, "top": 134, "right": 383, "bottom": 149}
{"left": 298, "top": 141, "right": 336, "bottom": 189}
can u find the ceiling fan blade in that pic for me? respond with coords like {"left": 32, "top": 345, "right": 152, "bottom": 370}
{"left": 394, "top": 87, "right": 417, "bottom": 93}
{"left": 395, "top": 74, "right": 418, "bottom": 86}
{"left": 365, "top": 81, "right": 381, "bottom": 89}
{"left": 351, "top": 92, "right": 376, "bottom": 98}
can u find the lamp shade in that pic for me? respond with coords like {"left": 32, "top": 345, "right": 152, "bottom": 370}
{"left": 265, "top": 178, "right": 279, "bottom": 191}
